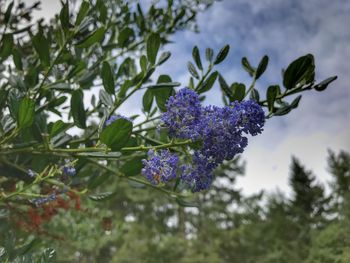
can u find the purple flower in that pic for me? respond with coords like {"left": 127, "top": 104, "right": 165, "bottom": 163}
{"left": 159, "top": 93, "right": 265, "bottom": 192}
{"left": 232, "top": 100, "right": 265, "bottom": 136}
{"left": 105, "top": 115, "right": 132, "bottom": 126}
{"left": 161, "top": 88, "right": 202, "bottom": 140}
{"left": 32, "top": 193, "right": 57, "bottom": 207}
{"left": 181, "top": 152, "right": 215, "bottom": 192}
{"left": 197, "top": 105, "right": 248, "bottom": 165}
{"left": 63, "top": 166, "right": 76, "bottom": 176}
{"left": 142, "top": 149, "right": 179, "bottom": 185}
{"left": 62, "top": 161, "right": 76, "bottom": 176}
{"left": 27, "top": 169, "right": 36, "bottom": 178}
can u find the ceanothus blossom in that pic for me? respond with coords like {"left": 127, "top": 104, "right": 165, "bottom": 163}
{"left": 142, "top": 149, "right": 179, "bottom": 185}
{"left": 152, "top": 88, "right": 265, "bottom": 192}
{"left": 161, "top": 88, "right": 202, "bottom": 140}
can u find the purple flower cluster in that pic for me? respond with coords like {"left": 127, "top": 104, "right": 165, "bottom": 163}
{"left": 146, "top": 88, "right": 265, "bottom": 192}
{"left": 181, "top": 152, "right": 215, "bottom": 192}
{"left": 62, "top": 161, "right": 76, "bottom": 176}
{"left": 105, "top": 114, "right": 132, "bottom": 126}
{"left": 141, "top": 149, "right": 179, "bottom": 185}
{"left": 32, "top": 193, "right": 56, "bottom": 207}
{"left": 161, "top": 88, "right": 202, "bottom": 140}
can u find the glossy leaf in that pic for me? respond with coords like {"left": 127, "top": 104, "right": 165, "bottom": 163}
{"left": 192, "top": 46, "right": 203, "bottom": 70}
{"left": 147, "top": 33, "right": 161, "bottom": 65}
{"left": 214, "top": 44, "right": 230, "bottom": 65}
{"left": 198, "top": 71, "right": 218, "bottom": 93}
{"left": 241, "top": 57, "right": 255, "bottom": 77}
{"left": 101, "top": 61, "right": 115, "bottom": 94}
{"left": 32, "top": 31, "right": 50, "bottom": 67}
{"left": 118, "top": 27, "right": 134, "bottom": 47}
{"left": 283, "top": 54, "right": 315, "bottom": 90}
{"left": 205, "top": 48, "right": 213, "bottom": 62}
{"left": 18, "top": 97, "right": 35, "bottom": 128}
{"left": 231, "top": 83, "right": 246, "bottom": 101}
{"left": 187, "top": 61, "right": 199, "bottom": 79}
{"left": 4, "top": 1, "right": 14, "bottom": 24}
{"left": 266, "top": 85, "right": 280, "bottom": 112}
{"left": 77, "top": 27, "right": 106, "bottom": 48}
{"left": 99, "top": 89, "right": 113, "bottom": 106}
{"left": 255, "top": 55, "right": 269, "bottom": 79}
{"left": 314, "top": 76, "right": 337, "bottom": 92}
{"left": 49, "top": 120, "right": 69, "bottom": 138}
{"left": 59, "top": 2, "right": 70, "bottom": 31}
{"left": 71, "top": 89, "right": 86, "bottom": 129}
{"left": 0, "top": 34, "right": 14, "bottom": 60}
{"left": 143, "top": 89, "right": 153, "bottom": 113}
{"left": 76, "top": 1, "right": 90, "bottom": 25}
{"left": 100, "top": 118, "right": 133, "bottom": 150}
{"left": 157, "top": 51, "right": 171, "bottom": 66}
{"left": 153, "top": 75, "right": 174, "bottom": 112}
{"left": 218, "top": 74, "right": 234, "bottom": 102}
{"left": 120, "top": 156, "right": 145, "bottom": 176}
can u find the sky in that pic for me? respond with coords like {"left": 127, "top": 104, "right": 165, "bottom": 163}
{"left": 28, "top": 0, "right": 350, "bottom": 196}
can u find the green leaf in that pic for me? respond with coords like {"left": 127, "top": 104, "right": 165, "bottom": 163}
{"left": 0, "top": 34, "right": 14, "bottom": 60}
{"left": 266, "top": 85, "right": 280, "bottom": 112}
{"left": 214, "top": 44, "right": 230, "bottom": 65}
{"left": 49, "top": 120, "right": 69, "bottom": 138}
{"left": 75, "top": 1, "right": 90, "bottom": 25}
{"left": 187, "top": 61, "right": 199, "bottom": 79}
{"left": 290, "top": 95, "right": 302, "bottom": 109}
{"left": 100, "top": 118, "right": 133, "bottom": 150}
{"left": 118, "top": 27, "right": 134, "bottom": 47}
{"left": 192, "top": 46, "right": 203, "bottom": 70}
{"left": 218, "top": 74, "right": 234, "bottom": 101}
{"left": 0, "top": 89, "right": 8, "bottom": 111}
{"left": 147, "top": 33, "right": 161, "bottom": 65}
{"left": 197, "top": 71, "right": 218, "bottom": 93}
{"left": 4, "top": 1, "right": 14, "bottom": 24}
{"left": 97, "top": 0, "right": 107, "bottom": 23}
{"left": 101, "top": 61, "right": 115, "bottom": 94}
{"left": 18, "top": 97, "right": 35, "bottom": 129}
{"left": 12, "top": 48, "right": 23, "bottom": 70}
{"left": 205, "top": 48, "right": 214, "bottom": 62}
{"left": 99, "top": 89, "right": 113, "bottom": 106}
{"left": 71, "top": 89, "right": 86, "bottom": 129}
{"left": 255, "top": 55, "right": 269, "bottom": 79}
{"left": 146, "top": 82, "right": 180, "bottom": 89}
{"left": 157, "top": 51, "right": 171, "bottom": 66}
{"left": 283, "top": 54, "right": 315, "bottom": 90}
{"left": 274, "top": 105, "right": 292, "bottom": 116}
{"left": 153, "top": 75, "right": 174, "bottom": 112}
{"left": 314, "top": 76, "right": 337, "bottom": 92}
{"left": 140, "top": 55, "right": 148, "bottom": 72}
{"left": 32, "top": 31, "right": 50, "bottom": 67}
{"left": 77, "top": 27, "right": 106, "bottom": 48}
{"left": 231, "top": 83, "right": 246, "bottom": 101}
{"left": 250, "top": 88, "right": 260, "bottom": 101}
{"left": 241, "top": 57, "right": 256, "bottom": 77}
{"left": 143, "top": 89, "right": 153, "bottom": 113}
{"left": 60, "top": 2, "right": 70, "bottom": 31}
{"left": 120, "top": 156, "right": 145, "bottom": 176}
{"left": 89, "top": 192, "right": 115, "bottom": 201}
{"left": 176, "top": 197, "right": 199, "bottom": 207}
